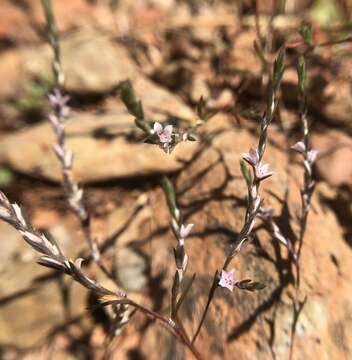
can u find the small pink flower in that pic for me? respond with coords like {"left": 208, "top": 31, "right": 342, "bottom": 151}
{"left": 48, "top": 88, "right": 69, "bottom": 107}
{"left": 219, "top": 268, "right": 236, "bottom": 292}
{"left": 291, "top": 141, "right": 306, "bottom": 153}
{"left": 242, "top": 148, "right": 260, "bottom": 166}
{"left": 180, "top": 223, "right": 194, "bottom": 239}
{"left": 254, "top": 162, "right": 273, "bottom": 180}
{"left": 153, "top": 122, "right": 173, "bottom": 147}
{"left": 307, "top": 149, "right": 319, "bottom": 164}
{"left": 0, "top": 206, "right": 11, "bottom": 220}
{"left": 48, "top": 89, "right": 70, "bottom": 118}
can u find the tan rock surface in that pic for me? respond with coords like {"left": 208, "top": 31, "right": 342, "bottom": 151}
{"left": 0, "top": 109, "right": 196, "bottom": 182}
{"left": 312, "top": 130, "right": 352, "bottom": 186}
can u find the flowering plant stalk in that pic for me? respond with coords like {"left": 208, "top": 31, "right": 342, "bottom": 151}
{"left": 42, "top": 0, "right": 102, "bottom": 266}
{"left": 288, "top": 55, "right": 318, "bottom": 360}
{"left": 190, "top": 47, "right": 285, "bottom": 344}
{"left": 161, "top": 176, "right": 195, "bottom": 322}
{"left": 122, "top": 47, "right": 285, "bottom": 345}
{"left": 258, "top": 54, "right": 318, "bottom": 359}
{"left": 120, "top": 68, "right": 283, "bottom": 352}
{"left": 42, "top": 0, "right": 133, "bottom": 336}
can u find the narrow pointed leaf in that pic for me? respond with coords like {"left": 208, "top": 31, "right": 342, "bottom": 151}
{"left": 175, "top": 273, "right": 196, "bottom": 316}
{"left": 297, "top": 56, "right": 306, "bottom": 94}
{"left": 161, "top": 176, "right": 177, "bottom": 216}
{"left": 240, "top": 160, "right": 252, "bottom": 187}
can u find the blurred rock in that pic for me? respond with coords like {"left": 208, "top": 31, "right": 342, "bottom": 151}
{"left": 257, "top": 0, "right": 312, "bottom": 13}
{"left": 116, "top": 247, "right": 148, "bottom": 292}
{"left": 104, "top": 197, "right": 152, "bottom": 293}
{"left": 309, "top": 76, "right": 352, "bottom": 129}
{"left": 0, "top": 267, "right": 86, "bottom": 349}
{"left": 190, "top": 75, "right": 210, "bottom": 102}
{"left": 0, "top": 50, "right": 23, "bottom": 98}
{"left": 0, "top": 217, "right": 86, "bottom": 349}
{"left": 23, "top": 29, "right": 137, "bottom": 94}
{"left": 229, "top": 30, "right": 261, "bottom": 75}
{"left": 0, "top": 222, "right": 25, "bottom": 271}
{"left": 0, "top": 26, "right": 197, "bottom": 181}
{"left": 0, "top": 0, "right": 117, "bottom": 46}
{"left": 30, "top": 0, "right": 98, "bottom": 33}
{"left": 0, "top": 1, "right": 40, "bottom": 44}
{"left": 0, "top": 28, "right": 144, "bottom": 98}
{"left": 0, "top": 97, "right": 196, "bottom": 182}
{"left": 209, "top": 89, "right": 234, "bottom": 109}
{"left": 148, "top": 0, "right": 175, "bottom": 10}
{"left": 312, "top": 130, "right": 352, "bottom": 186}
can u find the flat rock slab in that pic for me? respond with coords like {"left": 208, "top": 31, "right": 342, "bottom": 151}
{"left": 0, "top": 109, "right": 197, "bottom": 182}
{"left": 22, "top": 28, "right": 137, "bottom": 94}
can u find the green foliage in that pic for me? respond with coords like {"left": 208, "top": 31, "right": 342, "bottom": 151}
{"left": 311, "top": 0, "right": 344, "bottom": 27}
{"left": 196, "top": 96, "right": 217, "bottom": 122}
{"left": 240, "top": 160, "right": 252, "bottom": 188}
{"left": 161, "top": 176, "right": 177, "bottom": 217}
{"left": 0, "top": 167, "right": 14, "bottom": 187}
{"left": 240, "top": 108, "right": 262, "bottom": 121}
{"left": 272, "top": 47, "right": 285, "bottom": 95}
{"left": 299, "top": 24, "right": 313, "bottom": 46}
{"left": 15, "top": 78, "right": 52, "bottom": 113}
{"left": 174, "top": 274, "right": 196, "bottom": 316}
{"left": 236, "top": 279, "right": 266, "bottom": 291}
{"left": 120, "top": 80, "right": 144, "bottom": 120}
{"left": 297, "top": 56, "right": 307, "bottom": 94}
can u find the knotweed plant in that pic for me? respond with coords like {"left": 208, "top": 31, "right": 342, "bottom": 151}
{"left": 120, "top": 46, "right": 285, "bottom": 345}
{"left": 259, "top": 55, "right": 319, "bottom": 360}
{"left": 289, "top": 56, "right": 319, "bottom": 360}
{"left": 0, "top": 1, "right": 319, "bottom": 359}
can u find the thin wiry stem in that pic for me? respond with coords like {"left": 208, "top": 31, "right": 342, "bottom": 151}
{"left": 288, "top": 55, "right": 317, "bottom": 360}
{"left": 161, "top": 177, "right": 193, "bottom": 320}
{"left": 192, "top": 48, "right": 285, "bottom": 344}
{"left": 42, "top": 0, "right": 116, "bottom": 283}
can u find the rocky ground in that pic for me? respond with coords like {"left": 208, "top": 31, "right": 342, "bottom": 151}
{"left": 0, "top": 0, "right": 352, "bottom": 359}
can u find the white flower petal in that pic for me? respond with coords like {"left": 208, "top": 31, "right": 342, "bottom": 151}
{"left": 164, "top": 125, "right": 173, "bottom": 137}
{"left": 180, "top": 223, "right": 194, "bottom": 239}
{"left": 153, "top": 122, "right": 163, "bottom": 134}
{"left": 291, "top": 141, "right": 306, "bottom": 153}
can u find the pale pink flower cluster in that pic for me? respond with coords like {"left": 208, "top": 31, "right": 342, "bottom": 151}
{"left": 153, "top": 122, "right": 173, "bottom": 151}
{"left": 179, "top": 223, "right": 194, "bottom": 246}
{"left": 48, "top": 88, "right": 70, "bottom": 119}
{"left": 242, "top": 148, "right": 273, "bottom": 180}
{"left": 291, "top": 140, "right": 319, "bottom": 164}
{"left": 177, "top": 223, "right": 193, "bottom": 277}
